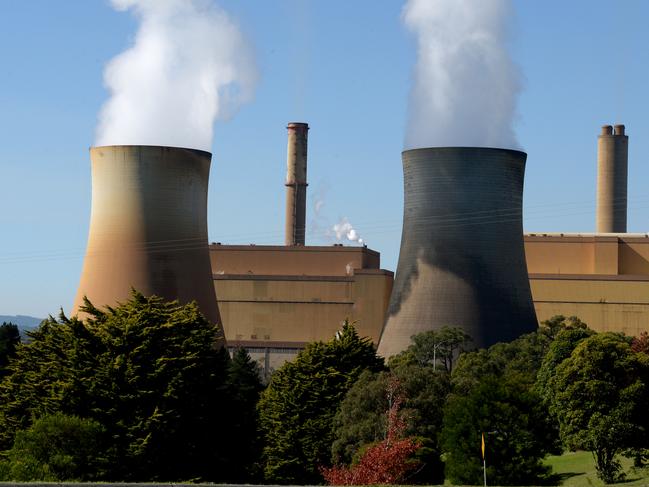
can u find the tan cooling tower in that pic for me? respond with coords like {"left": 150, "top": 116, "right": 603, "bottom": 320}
{"left": 285, "top": 122, "right": 309, "bottom": 245}
{"left": 597, "top": 124, "right": 628, "bottom": 233}
{"left": 73, "top": 145, "right": 222, "bottom": 335}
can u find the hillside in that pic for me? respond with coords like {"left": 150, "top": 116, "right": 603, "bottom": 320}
{"left": 0, "top": 315, "right": 43, "bottom": 330}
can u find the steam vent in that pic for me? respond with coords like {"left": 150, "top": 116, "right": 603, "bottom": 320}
{"left": 377, "top": 147, "right": 538, "bottom": 357}
{"left": 73, "top": 145, "right": 222, "bottom": 335}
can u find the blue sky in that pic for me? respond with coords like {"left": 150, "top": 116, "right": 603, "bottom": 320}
{"left": 1, "top": 0, "right": 648, "bottom": 317}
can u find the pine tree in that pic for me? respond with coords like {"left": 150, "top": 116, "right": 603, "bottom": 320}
{"left": 0, "top": 291, "right": 231, "bottom": 481}
{"left": 0, "top": 322, "right": 20, "bottom": 377}
{"left": 222, "top": 348, "right": 264, "bottom": 482}
{"left": 258, "top": 320, "right": 384, "bottom": 484}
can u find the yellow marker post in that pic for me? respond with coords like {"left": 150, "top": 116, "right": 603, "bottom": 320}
{"left": 482, "top": 432, "right": 486, "bottom": 487}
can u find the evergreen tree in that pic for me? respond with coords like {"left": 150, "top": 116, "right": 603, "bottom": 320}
{"left": 0, "top": 322, "right": 20, "bottom": 376}
{"left": 258, "top": 320, "right": 384, "bottom": 484}
{"left": 222, "top": 347, "right": 264, "bottom": 482}
{"left": 440, "top": 332, "right": 560, "bottom": 485}
{"left": 441, "top": 376, "right": 553, "bottom": 486}
{"left": 0, "top": 291, "right": 230, "bottom": 482}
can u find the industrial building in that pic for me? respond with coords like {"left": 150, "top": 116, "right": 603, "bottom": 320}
{"left": 523, "top": 124, "right": 648, "bottom": 336}
{"left": 72, "top": 123, "right": 647, "bottom": 372}
{"left": 211, "top": 243, "right": 393, "bottom": 371}
{"left": 214, "top": 123, "right": 647, "bottom": 370}
{"left": 525, "top": 233, "right": 649, "bottom": 336}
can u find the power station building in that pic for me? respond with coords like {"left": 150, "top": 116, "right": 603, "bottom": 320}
{"left": 72, "top": 123, "right": 648, "bottom": 372}
{"left": 525, "top": 233, "right": 649, "bottom": 335}
{"left": 211, "top": 244, "right": 393, "bottom": 371}
{"left": 214, "top": 123, "right": 648, "bottom": 370}
{"left": 524, "top": 125, "right": 648, "bottom": 336}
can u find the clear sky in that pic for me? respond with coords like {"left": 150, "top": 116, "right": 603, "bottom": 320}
{"left": 1, "top": 0, "right": 648, "bottom": 318}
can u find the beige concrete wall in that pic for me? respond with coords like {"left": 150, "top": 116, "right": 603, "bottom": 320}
{"left": 526, "top": 235, "right": 649, "bottom": 335}
{"left": 619, "top": 241, "right": 649, "bottom": 275}
{"left": 524, "top": 235, "right": 649, "bottom": 277}
{"left": 211, "top": 244, "right": 380, "bottom": 277}
{"left": 215, "top": 270, "right": 392, "bottom": 344}
{"left": 533, "top": 300, "right": 649, "bottom": 336}
{"left": 525, "top": 238, "right": 595, "bottom": 274}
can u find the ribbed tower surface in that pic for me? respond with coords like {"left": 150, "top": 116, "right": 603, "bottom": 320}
{"left": 377, "top": 147, "right": 537, "bottom": 357}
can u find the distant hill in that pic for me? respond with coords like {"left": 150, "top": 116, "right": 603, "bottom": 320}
{"left": 0, "top": 315, "right": 44, "bottom": 331}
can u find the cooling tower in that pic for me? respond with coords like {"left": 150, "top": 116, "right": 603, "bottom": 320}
{"left": 285, "top": 122, "right": 309, "bottom": 246}
{"left": 377, "top": 147, "right": 537, "bottom": 357}
{"left": 73, "top": 145, "right": 222, "bottom": 335}
{"left": 597, "top": 124, "right": 628, "bottom": 233}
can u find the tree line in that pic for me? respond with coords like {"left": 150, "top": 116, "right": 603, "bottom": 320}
{"left": 0, "top": 297, "right": 648, "bottom": 484}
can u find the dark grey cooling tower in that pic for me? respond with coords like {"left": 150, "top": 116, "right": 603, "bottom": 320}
{"left": 377, "top": 147, "right": 538, "bottom": 357}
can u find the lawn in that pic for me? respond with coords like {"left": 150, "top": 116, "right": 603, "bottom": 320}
{"left": 545, "top": 450, "right": 649, "bottom": 486}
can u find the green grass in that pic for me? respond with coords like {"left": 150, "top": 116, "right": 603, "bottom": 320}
{"left": 544, "top": 450, "right": 649, "bottom": 486}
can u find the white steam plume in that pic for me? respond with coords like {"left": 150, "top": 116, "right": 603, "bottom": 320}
{"left": 332, "top": 218, "right": 364, "bottom": 246}
{"left": 403, "top": 0, "right": 521, "bottom": 150}
{"left": 96, "top": 0, "right": 257, "bottom": 151}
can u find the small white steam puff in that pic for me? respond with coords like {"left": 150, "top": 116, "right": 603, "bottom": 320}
{"left": 96, "top": 0, "right": 258, "bottom": 151}
{"left": 332, "top": 218, "right": 364, "bottom": 246}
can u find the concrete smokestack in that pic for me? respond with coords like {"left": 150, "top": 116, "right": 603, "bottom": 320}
{"left": 285, "top": 122, "right": 309, "bottom": 246}
{"left": 597, "top": 124, "right": 629, "bottom": 233}
{"left": 73, "top": 145, "right": 223, "bottom": 337}
{"left": 377, "top": 147, "right": 537, "bottom": 357}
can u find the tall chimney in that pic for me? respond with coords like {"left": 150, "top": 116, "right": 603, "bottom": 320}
{"left": 73, "top": 145, "right": 223, "bottom": 339}
{"left": 596, "top": 124, "right": 628, "bottom": 233}
{"left": 285, "top": 122, "right": 309, "bottom": 245}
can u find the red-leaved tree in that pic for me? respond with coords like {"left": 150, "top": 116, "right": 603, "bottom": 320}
{"left": 631, "top": 332, "right": 649, "bottom": 355}
{"left": 321, "top": 376, "right": 422, "bottom": 485}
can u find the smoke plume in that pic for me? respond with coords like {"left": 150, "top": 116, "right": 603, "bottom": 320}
{"left": 96, "top": 0, "right": 257, "bottom": 151}
{"left": 403, "top": 0, "right": 521, "bottom": 150}
{"left": 332, "top": 218, "right": 364, "bottom": 246}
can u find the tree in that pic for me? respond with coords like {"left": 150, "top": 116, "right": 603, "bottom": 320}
{"left": 536, "top": 322, "right": 595, "bottom": 409}
{"left": 440, "top": 331, "right": 560, "bottom": 485}
{"left": 388, "top": 326, "right": 471, "bottom": 372}
{"left": 222, "top": 348, "right": 264, "bottom": 482}
{"left": 332, "top": 364, "right": 450, "bottom": 484}
{"left": 0, "top": 413, "right": 106, "bottom": 481}
{"left": 332, "top": 370, "right": 387, "bottom": 466}
{"left": 452, "top": 331, "right": 554, "bottom": 395}
{"left": 0, "top": 322, "right": 20, "bottom": 376}
{"left": 258, "top": 320, "right": 384, "bottom": 484}
{"left": 538, "top": 315, "right": 588, "bottom": 341}
{"left": 322, "top": 377, "right": 422, "bottom": 485}
{"left": 631, "top": 331, "right": 649, "bottom": 354}
{"left": 441, "top": 376, "right": 554, "bottom": 485}
{"left": 548, "top": 333, "right": 649, "bottom": 483}
{"left": 0, "top": 291, "right": 231, "bottom": 482}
